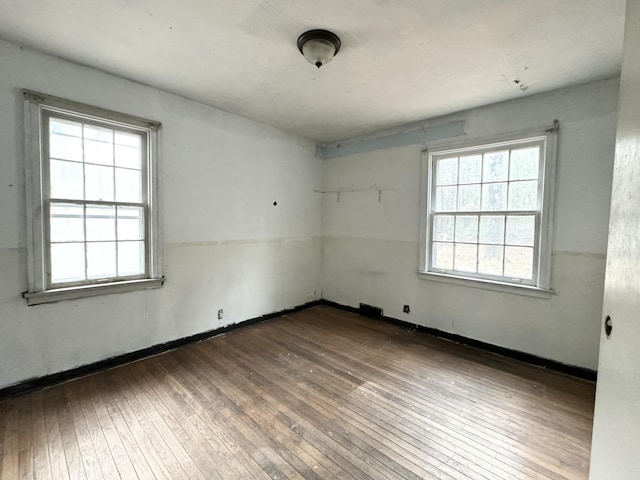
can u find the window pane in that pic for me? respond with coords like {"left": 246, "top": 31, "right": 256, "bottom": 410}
{"left": 510, "top": 147, "right": 539, "bottom": 180}
{"left": 458, "top": 184, "right": 480, "bottom": 211}
{"left": 459, "top": 155, "right": 481, "bottom": 184}
{"left": 84, "top": 125, "right": 114, "bottom": 166}
{"left": 50, "top": 203, "right": 84, "bottom": 242}
{"left": 435, "top": 186, "right": 457, "bottom": 211}
{"left": 432, "top": 242, "right": 453, "bottom": 270}
{"left": 115, "top": 132, "right": 142, "bottom": 169}
{"left": 86, "top": 205, "right": 116, "bottom": 242}
{"left": 454, "top": 243, "right": 477, "bottom": 273}
{"left": 84, "top": 124, "right": 113, "bottom": 142}
{"left": 51, "top": 243, "right": 85, "bottom": 284}
{"left": 506, "top": 215, "right": 535, "bottom": 246}
{"left": 50, "top": 118, "right": 82, "bottom": 137}
{"left": 117, "top": 206, "right": 144, "bottom": 240}
{"left": 436, "top": 157, "right": 458, "bottom": 186}
{"left": 481, "top": 183, "right": 507, "bottom": 211}
{"left": 478, "top": 245, "right": 504, "bottom": 276}
{"left": 85, "top": 139, "right": 114, "bottom": 166}
{"left": 50, "top": 159, "right": 84, "bottom": 200}
{"left": 87, "top": 242, "right": 117, "bottom": 279}
{"left": 483, "top": 151, "right": 508, "bottom": 182}
{"left": 454, "top": 216, "right": 478, "bottom": 243}
{"left": 504, "top": 246, "right": 534, "bottom": 279}
{"left": 85, "top": 164, "right": 114, "bottom": 201}
{"left": 118, "top": 241, "right": 145, "bottom": 276}
{"left": 479, "top": 215, "right": 505, "bottom": 244}
{"left": 115, "top": 168, "right": 142, "bottom": 203}
{"left": 508, "top": 180, "right": 537, "bottom": 210}
{"left": 49, "top": 119, "right": 82, "bottom": 161}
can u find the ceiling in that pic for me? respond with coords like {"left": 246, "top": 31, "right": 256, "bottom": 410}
{"left": 0, "top": 0, "right": 627, "bottom": 144}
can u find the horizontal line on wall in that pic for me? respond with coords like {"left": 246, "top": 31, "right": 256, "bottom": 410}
{"left": 167, "top": 236, "right": 320, "bottom": 248}
{"left": 321, "top": 236, "right": 417, "bottom": 244}
{"left": 551, "top": 250, "right": 607, "bottom": 259}
{"left": 320, "top": 237, "right": 607, "bottom": 258}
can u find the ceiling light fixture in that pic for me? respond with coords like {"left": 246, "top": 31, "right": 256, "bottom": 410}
{"left": 297, "top": 29, "right": 341, "bottom": 68}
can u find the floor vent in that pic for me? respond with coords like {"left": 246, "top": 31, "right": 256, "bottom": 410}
{"left": 359, "top": 303, "right": 383, "bottom": 319}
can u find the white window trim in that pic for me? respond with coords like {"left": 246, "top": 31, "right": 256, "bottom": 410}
{"left": 418, "top": 124, "right": 558, "bottom": 298}
{"left": 22, "top": 90, "right": 164, "bottom": 306}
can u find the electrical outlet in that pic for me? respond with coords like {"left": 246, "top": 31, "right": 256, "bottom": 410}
{"left": 218, "top": 309, "right": 223, "bottom": 320}
{"left": 403, "top": 305, "right": 410, "bottom": 314}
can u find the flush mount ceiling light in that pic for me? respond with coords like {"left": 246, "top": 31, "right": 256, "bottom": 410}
{"left": 297, "top": 29, "right": 341, "bottom": 68}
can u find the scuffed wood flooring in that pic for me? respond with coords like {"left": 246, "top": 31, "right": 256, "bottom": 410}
{"left": 0, "top": 305, "right": 595, "bottom": 479}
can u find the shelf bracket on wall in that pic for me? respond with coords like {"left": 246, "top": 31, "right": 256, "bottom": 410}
{"left": 314, "top": 185, "right": 394, "bottom": 203}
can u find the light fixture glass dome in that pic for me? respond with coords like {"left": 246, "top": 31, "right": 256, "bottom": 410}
{"left": 297, "top": 30, "right": 341, "bottom": 68}
{"left": 301, "top": 38, "right": 336, "bottom": 68}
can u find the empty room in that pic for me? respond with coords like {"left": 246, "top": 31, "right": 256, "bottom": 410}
{"left": 1, "top": 1, "right": 639, "bottom": 479}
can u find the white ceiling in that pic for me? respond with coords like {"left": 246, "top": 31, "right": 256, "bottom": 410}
{"left": 0, "top": 0, "right": 626, "bottom": 144}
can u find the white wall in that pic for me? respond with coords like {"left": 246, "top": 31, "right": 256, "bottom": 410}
{"left": 0, "top": 34, "right": 619, "bottom": 389}
{"left": 590, "top": 0, "right": 640, "bottom": 476}
{"left": 0, "top": 39, "right": 322, "bottom": 389}
{"left": 322, "top": 78, "right": 619, "bottom": 370}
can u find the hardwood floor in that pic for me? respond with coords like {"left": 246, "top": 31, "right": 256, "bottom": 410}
{"left": 0, "top": 305, "right": 595, "bottom": 479}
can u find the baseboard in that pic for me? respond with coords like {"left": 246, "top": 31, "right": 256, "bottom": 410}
{"left": 320, "top": 299, "right": 597, "bottom": 382}
{"left": 0, "top": 297, "right": 595, "bottom": 400}
{"left": 0, "top": 299, "right": 322, "bottom": 401}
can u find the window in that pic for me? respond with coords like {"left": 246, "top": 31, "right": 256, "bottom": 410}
{"left": 419, "top": 128, "right": 557, "bottom": 295}
{"left": 23, "top": 91, "right": 163, "bottom": 305}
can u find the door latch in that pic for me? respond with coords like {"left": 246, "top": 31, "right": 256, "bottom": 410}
{"left": 605, "top": 315, "right": 613, "bottom": 338}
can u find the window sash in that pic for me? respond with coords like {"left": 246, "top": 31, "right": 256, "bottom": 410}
{"left": 428, "top": 211, "right": 541, "bottom": 285}
{"left": 41, "top": 110, "right": 151, "bottom": 289}
{"left": 44, "top": 200, "right": 150, "bottom": 288}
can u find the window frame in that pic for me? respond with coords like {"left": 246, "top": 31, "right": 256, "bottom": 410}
{"left": 418, "top": 126, "right": 558, "bottom": 297}
{"left": 23, "top": 91, "right": 164, "bottom": 305}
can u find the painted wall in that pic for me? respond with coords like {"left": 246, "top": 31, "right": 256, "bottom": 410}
{"left": 590, "top": 0, "right": 640, "bottom": 477}
{"left": 0, "top": 39, "right": 322, "bottom": 389}
{"left": 321, "top": 78, "right": 619, "bottom": 370}
{"left": 0, "top": 35, "right": 619, "bottom": 389}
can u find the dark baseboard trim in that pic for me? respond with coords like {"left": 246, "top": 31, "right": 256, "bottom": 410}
{"left": 320, "top": 299, "right": 597, "bottom": 382}
{"left": 0, "top": 299, "right": 322, "bottom": 401}
{"left": 0, "top": 297, "right": 595, "bottom": 400}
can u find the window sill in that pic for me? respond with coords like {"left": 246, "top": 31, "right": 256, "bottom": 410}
{"left": 23, "top": 278, "right": 164, "bottom": 306}
{"left": 417, "top": 271, "right": 553, "bottom": 298}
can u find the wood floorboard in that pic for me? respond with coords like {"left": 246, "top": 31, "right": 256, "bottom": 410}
{"left": 233, "top": 333, "right": 516, "bottom": 480}
{"left": 255, "top": 320, "right": 560, "bottom": 474}
{"left": 0, "top": 402, "right": 7, "bottom": 477}
{"left": 156, "top": 351, "right": 312, "bottom": 480}
{"left": 30, "top": 392, "right": 53, "bottom": 480}
{"left": 42, "top": 389, "right": 69, "bottom": 480}
{"left": 174, "top": 347, "right": 359, "bottom": 479}
{"left": 0, "top": 305, "right": 595, "bottom": 479}
{"left": 117, "top": 367, "right": 206, "bottom": 480}
{"left": 1, "top": 400, "right": 20, "bottom": 479}
{"left": 292, "top": 310, "right": 592, "bottom": 426}
{"left": 271, "top": 314, "right": 590, "bottom": 475}
{"left": 123, "top": 365, "right": 219, "bottom": 480}
{"left": 214, "top": 333, "right": 462, "bottom": 479}
{"left": 291, "top": 310, "right": 593, "bottom": 443}
{"left": 226, "top": 316, "right": 556, "bottom": 478}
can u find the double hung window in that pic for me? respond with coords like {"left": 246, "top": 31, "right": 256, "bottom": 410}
{"left": 420, "top": 129, "right": 557, "bottom": 293}
{"left": 23, "top": 91, "right": 163, "bottom": 305}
